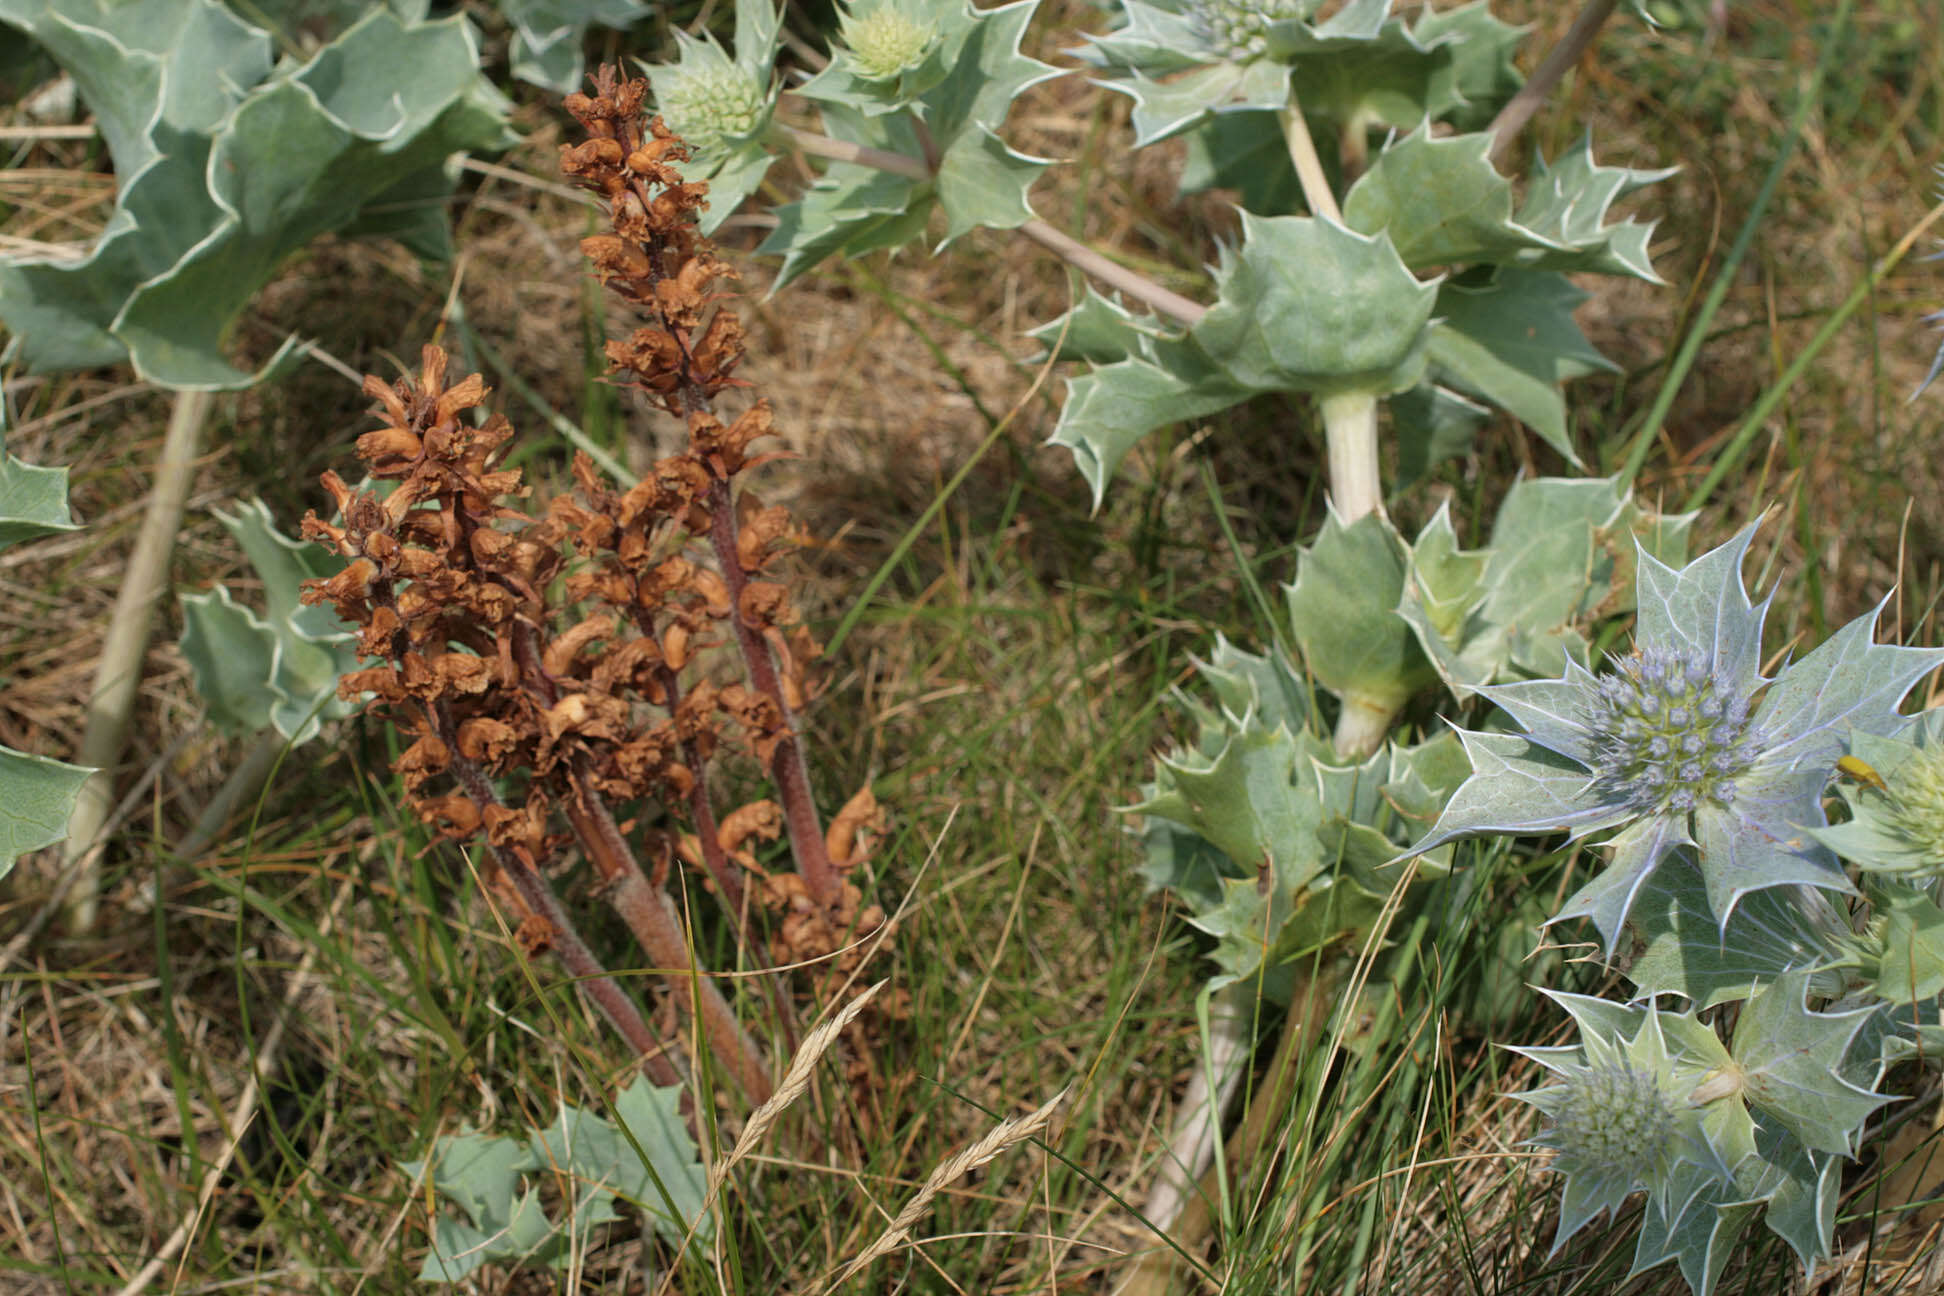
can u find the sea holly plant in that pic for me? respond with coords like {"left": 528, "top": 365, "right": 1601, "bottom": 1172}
{"left": 1406, "top": 526, "right": 1944, "bottom": 1293}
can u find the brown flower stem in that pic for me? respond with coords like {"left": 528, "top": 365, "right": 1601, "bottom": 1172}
{"left": 565, "top": 777, "right": 774, "bottom": 1103}
{"left": 651, "top": 658, "right": 748, "bottom": 919}
{"left": 439, "top": 743, "right": 683, "bottom": 1088}
{"left": 705, "top": 475, "right": 841, "bottom": 911}
{"left": 1487, "top": 0, "right": 1620, "bottom": 168}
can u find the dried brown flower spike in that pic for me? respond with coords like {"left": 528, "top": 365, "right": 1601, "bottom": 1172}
{"left": 298, "top": 68, "right": 884, "bottom": 1101}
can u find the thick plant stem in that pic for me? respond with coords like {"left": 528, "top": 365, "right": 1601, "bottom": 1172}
{"left": 61, "top": 386, "right": 213, "bottom": 932}
{"left": 566, "top": 781, "right": 774, "bottom": 1103}
{"left": 1318, "top": 390, "right": 1383, "bottom": 524}
{"left": 1488, "top": 0, "right": 1620, "bottom": 167}
{"left": 704, "top": 476, "right": 842, "bottom": 911}
{"left": 1132, "top": 987, "right": 1254, "bottom": 1257}
{"left": 1118, "top": 967, "right": 1335, "bottom": 1296}
{"left": 1279, "top": 99, "right": 1342, "bottom": 224}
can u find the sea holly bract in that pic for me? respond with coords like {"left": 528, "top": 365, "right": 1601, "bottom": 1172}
{"left": 1413, "top": 524, "right": 1944, "bottom": 949}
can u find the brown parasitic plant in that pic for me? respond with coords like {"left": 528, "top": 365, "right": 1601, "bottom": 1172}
{"left": 300, "top": 66, "right": 884, "bottom": 1105}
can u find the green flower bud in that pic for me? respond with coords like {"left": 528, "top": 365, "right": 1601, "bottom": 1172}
{"left": 1889, "top": 745, "right": 1944, "bottom": 868}
{"left": 840, "top": 6, "right": 938, "bottom": 81}
{"left": 1540, "top": 1061, "right": 1675, "bottom": 1186}
{"left": 658, "top": 60, "right": 766, "bottom": 153}
{"left": 1186, "top": 0, "right": 1311, "bottom": 62}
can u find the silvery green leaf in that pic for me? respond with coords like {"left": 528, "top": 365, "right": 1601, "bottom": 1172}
{"left": 1191, "top": 214, "right": 1437, "bottom": 397}
{"left": 495, "top": 0, "right": 646, "bottom": 92}
{"left": 1731, "top": 972, "right": 1894, "bottom": 1158}
{"left": 1136, "top": 724, "right": 1324, "bottom": 892}
{"left": 0, "top": 2, "right": 513, "bottom": 389}
{"left": 1074, "top": 0, "right": 1221, "bottom": 74}
{"left": 1026, "top": 288, "right": 1179, "bottom": 365}
{"left": 1423, "top": 269, "right": 1616, "bottom": 466}
{"left": 1412, "top": 729, "right": 1637, "bottom": 855}
{"left": 1264, "top": 6, "right": 1457, "bottom": 129}
{"left": 1046, "top": 343, "right": 1248, "bottom": 510}
{"left": 1177, "top": 111, "right": 1302, "bottom": 213}
{"left": 1411, "top": 1, "right": 1525, "bottom": 130}
{"left": 0, "top": 449, "right": 78, "bottom": 549}
{"left": 934, "top": 125, "right": 1050, "bottom": 242}
{"left": 1191, "top": 633, "right": 1312, "bottom": 736}
{"left": 1743, "top": 1122, "right": 1841, "bottom": 1274}
{"left": 1513, "top": 134, "right": 1678, "bottom": 283}
{"left": 1751, "top": 598, "right": 1944, "bottom": 774}
{"left": 1283, "top": 509, "right": 1434, "bottom": 714}
{"left": 1629, "top": 1184, "right": 1760, "bottom": 1296}
{"left": 1100, "top": 59, "right": 1290, "bottom": 149}
{"left": 1625, "top": 854, "right": 1844, "bottom": 1008}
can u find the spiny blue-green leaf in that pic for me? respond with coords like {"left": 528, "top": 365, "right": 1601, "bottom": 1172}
{"left": 1743, "top": 1121, "right": 1841, "bottom": 1274}
{"left": 1264, "top": 5, "right": 1458, "bottom": 128}
{"left": 1137, "top": 724, "right": 1323, "bottom": 889}
{"left": 1176, "top": 109, "right": 1303, "bottom": 212}
{"left": 1047, "top": 348, "right": 1247, "bottom": 510}
{"left": 495, "top": 0, "right": 647, "bottom": 92}
{"left": 1345, "top": 127, "right": 1666, "bottom": 274}
{"left": 1625, "top": 854, "right": 1844, "bottom": 1008}
{"left": 605, "top": 1076, "right": 712, "bottom": 1244}
{"left": 1397, "top": 474, "right": 1691, "bottom": 697}
{"left": 1857, "top": 880, "right": 1944, "bottom": 1004}
{"left": 1284, "top": 509, "right": 1434, "bottom": 713}
{"left": 1191, "top": 633, "right": 1312, "bottom": 737}
{"left": 1732, "top": 972, "right": 1894, "bottom": 1158}
{"left": 758, "top": 160, "right": 928, "bottom": 292}
{"left": 1192, "top": 213, "right": 1436, "bottom": 397}
{"left": 1026, "top": 288, "right": 1181, "bottom": 365}
{"left": 1423, "top": 269, "right": 1616, "bottom": 466}
{"left": 934, "top": 124, "right": 1050, "bottom": 243}
{"left": 0, "top": 1, "right": 512, "bottom": 388}
{"left": 1752, "top": 597, "right": 1944, "bottom": 774}
{"left": 1513, "top": 134, "right": 1677, "bottom": 283}
{"left": 1630, "top": 1184, "right": 1760, "bottom": 1296}
{"left": 405, "top": 1130, "right": 554, "bottom": 1280}
{"left": 0, "top": 450, "right": 78, "bottom": 549}
{"left": 1411, "top": 1, "right": 1525, "bottom": 130}
{"left": 1100, "top": 59, "right": 1290, "bottom": 149}
{"left": 178, "top": 501, "right": 358, "bottom": 743}
{"left": 1389, "top": 382, "right": 1487, "bottom": 488}
{"left": 915, "top": 0, "right": 1060, "bottom": 145}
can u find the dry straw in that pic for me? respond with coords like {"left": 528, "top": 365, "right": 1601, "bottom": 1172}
{"left": 823, "top": 1085, "right": 1071, "bottom": 1292}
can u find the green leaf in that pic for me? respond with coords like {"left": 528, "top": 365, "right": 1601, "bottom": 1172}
{"left": 1046, "top": 348, "right": 1248, "bottom": 510}
{"left": 1389, "top": 382, "right": 1486, "bottom": 488}
{"left": 1138, "top": 725, "right": 1323, "bottom": 892}
{"left": 0, "top": 749, "right": 94, "bottom": 881}
{"left": 934, "top": 125, "right": 1050, "bottom": 242}
{"left": 1512, "top": 134, "right": 1677, "bottom": 284}
{"left": 1411, "top": 2, "right": 1526, "bottom": 131}
{"left": 1858, "top": 880, "right": 1944, "bottom": 1004}
{"left": 1190, "top": 213, "right": 1436, "bottom": 398}
{"left": 1423, "top": 269, "right": 1616, "bottom": 465}
{"left": 1731, "top": 973, "right": 1894, "bottom": 1158}
{"left": 1284, "top": 510, "right": 1434, "bottom": 713}
{"left": 0, "top": 440, "right": 89, "bottom": 879}
{"left": 495, "top": 0, "right": 647, "bottom": 92}
{"left": 1625, "top": 854, "right": 1844, "bottom": 1008}
{"left": 1265, "top": 7, "right": 1458, "bottom": 129}
{"left": 0, "top": 450, "right": 79, "bottom": 548}
{"left": 0, "top": 0, "right": 513, "bottom": 389}
{"left": 178, "top": 502, "right": 359, "bottom": 743}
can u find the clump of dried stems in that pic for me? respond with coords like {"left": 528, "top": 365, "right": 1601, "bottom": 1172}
{"left": 300, "top": 66, "right": 883, "bottom": 1104}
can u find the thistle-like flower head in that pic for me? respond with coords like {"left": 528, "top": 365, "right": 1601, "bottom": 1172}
{"left": 839, "top": 3, "right": 940, "bottom": 80}
{"left": 650, "top": 42, "right": 768, "bottom": 155}
{"left": 1412, "top": 525, "right": 1944, "bottom": 949}
{"left": 1510, "top": 993, "right": 1745, "bottom": 1256}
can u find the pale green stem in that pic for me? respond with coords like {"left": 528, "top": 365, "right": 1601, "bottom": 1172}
{"left": 1278, "top": 99, "right": 1341, "bottom": 224}
{"left": 1318, "top": 390, "right": 1382, "bottom": 524}
{"left": 62, "top": 387, "right": 213, "bottom": 932}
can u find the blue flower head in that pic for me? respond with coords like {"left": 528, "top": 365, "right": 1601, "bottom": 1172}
{"left": 1412, "top": 525, "right": 1944, "bottom": 949}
